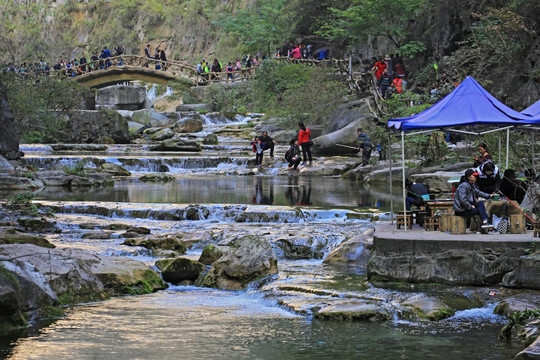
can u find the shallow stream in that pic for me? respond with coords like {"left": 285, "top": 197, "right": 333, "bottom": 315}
{"left": 0, "top": 114, "right": 524, "bottom": 359}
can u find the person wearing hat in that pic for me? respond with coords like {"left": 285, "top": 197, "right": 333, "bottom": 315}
{"left": 453, "top": 169, "right": 496, "bottom": 229}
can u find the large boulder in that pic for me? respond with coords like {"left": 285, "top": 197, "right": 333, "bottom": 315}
{"left": 198, "top": 244, "right": 226, "bottom": 265}
{"left": 99, "top": 163, "right": 131, "bottom": 176}
{"left": 197, "top": 236, "right": 278, "bottom": 290}
{"left": 312, "top": 119, "right": 363, "bottom": 155}
{"left": 131, "top": 109, "right": 173, "bottom": 127}
{"left": 323, "top": 230, "right": 373, "bottom": 266}
{"left": 171, "top": 118, "right": 204, "bottom": 133}
{"left": 0, "top": 244, "right": 166, "bottom": 329}
{"left": 63, "top": 109, "right": 130, "bottom": 144}
{"left": 502, "top": 251, "right": 540, "bottom": 290}
{"left": 148, "top": 128, "right": 175, "bottom": 141}
{"left": 323, "top": 99, "right": 374, "bottom": 134}
{"left": 0, "top": 80, "right": 21, "bottom": 160}
{"left": 156, "top": 257, "right": 206, "bottom": 284}
{"left": 95, "top": 85, "right": 146, "bottom": 111}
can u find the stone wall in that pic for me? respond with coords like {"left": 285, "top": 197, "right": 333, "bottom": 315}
{"left": 368, "top": 225, "right": 538, "bottom": 289}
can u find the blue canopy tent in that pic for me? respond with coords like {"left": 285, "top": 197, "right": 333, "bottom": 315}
{"left": 522, "top": 100, "right": 540, "bottom": 117}
{"left": 387, "top": 76, "right": 540, "bottom": 230}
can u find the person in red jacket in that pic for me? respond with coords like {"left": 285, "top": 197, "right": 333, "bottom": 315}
{"left": 372, "top": 56, "right": 387, "bottom": 85}
{"left": 289, "top": 45, "right": 301, "bottom": 61}
{"left": 298, "top": 122, "right": 312, "bottom": 166}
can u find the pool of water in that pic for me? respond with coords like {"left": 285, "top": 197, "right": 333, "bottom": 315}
{"left": 33, "top": 175, "right": 398, "bottom": 210}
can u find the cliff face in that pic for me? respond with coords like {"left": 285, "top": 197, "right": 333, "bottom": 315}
{"left": 0, "top": 81, "right": 20, "bottom": 160}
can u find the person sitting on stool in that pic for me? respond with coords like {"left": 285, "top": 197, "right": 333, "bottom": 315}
{"left": 453, "top": 169, "right": 496, "bottom": 229}
{"left": 405, "top": 178, "right": 429, "bottom": 211}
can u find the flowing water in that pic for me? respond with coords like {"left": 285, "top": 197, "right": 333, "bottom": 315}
{"left": 0, "top": 113, "right": 524, "bottom": 359}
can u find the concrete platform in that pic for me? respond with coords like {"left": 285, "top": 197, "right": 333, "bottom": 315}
{"left": 369, "top": 223, "right": 537, "bottom": 287}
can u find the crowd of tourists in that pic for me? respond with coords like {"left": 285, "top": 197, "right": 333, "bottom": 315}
{"left": 403, "top": 140, "right": 539, "bottom": 232}
{"left": 2, "top": 45, "right": 126, "bottom": 77}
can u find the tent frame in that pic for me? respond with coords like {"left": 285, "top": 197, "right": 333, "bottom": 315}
{"left": 393, "top": 124, "right": 540, "bottom": 232}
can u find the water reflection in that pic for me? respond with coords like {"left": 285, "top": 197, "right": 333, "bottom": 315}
{"left": 28, "top": 176, "right": 399, "bottom": 210}
{"left": 252, "top": 177, "right": 274, "bottom": 205}
{"left": 285, "top": 176, "right": 312, "bottom": 206}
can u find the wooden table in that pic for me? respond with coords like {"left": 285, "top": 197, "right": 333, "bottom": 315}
{"left": 424, "top": 200, "right": 453, "bottom": 231}
{"left": 425, "top": 200, "right": 454, "bottom": 217}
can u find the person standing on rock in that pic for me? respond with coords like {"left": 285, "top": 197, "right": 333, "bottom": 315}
{"left": 260, "top": 131, "right": 276, "bottom": 158}
{"left": 357, "top": 128, "right": 372, "bottom": 166}
{"left": 298, "top": 122, "right": 312, "bottom": 166}
{"left": 251, "top": 136, "right": 264, "bottom": 166}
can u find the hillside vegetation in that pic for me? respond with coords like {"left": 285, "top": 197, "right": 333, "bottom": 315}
{"left": 0, "top": 0, "right": 538, "bottom": 108}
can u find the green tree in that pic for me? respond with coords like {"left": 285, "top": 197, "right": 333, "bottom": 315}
{"left": 2, "top": 74, "right": 92, "bottom": 143}
{"left": 317, "top": 0, "right": 426, "bottom": 52}
{"left": 214, "top": 0, "right": 296, "bottom": 57}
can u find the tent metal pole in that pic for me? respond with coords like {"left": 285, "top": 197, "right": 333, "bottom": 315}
{"left": 506, "top": 128, "right": 510, "bottom": 170}
{"left": 388, "top": 132, "right": 393, "bottom": 225}
{"left": 498, "top": 133, "right": 501, "bottom": 167}
{"left": 533, "top": 132, "right": 535, "bottom": 170}
{"left": 401, "top": 131, "right": 407, "bottom": 231}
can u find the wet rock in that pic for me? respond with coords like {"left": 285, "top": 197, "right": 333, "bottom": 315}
{"left": 95, "top": 85, "right": 146, "bottom": 111}
{"left": 323, "top": 230, "right": 373, "bottom": 266}
{"left": 494, "top": 297, "right": 540, "bottom": 317}
{"left": 198, "top": 244, "right": 226, "bottom": 265}
{"left": 0, "top": 175, "right": 44, "bottom": 191}
{"left": 0, "top": 228, "right": 54, "bottom": 248}
{"left": 176, "top": 103, "right": 213, "bottom": 112}
{"left": 132, "top": 109, "right": 172, "bottom": 127}
{"left": 149, "top": 128, "right": 175, "bottom": 141}
{"left": 185, "top": 205, "right": 210, "bottom": 220}
{"left": 99, "top": 163, "right": 131, "bottom": 176}
{"left": 0, "top": 156, "right": 14, "bottom": 174}
{"left": 0, "top": 269, "right": 27, "bottom": 329}
{"left": 123, "top": 234, "right": 186, "bottom": 255}
{"left": 515, "top": 336, "right": 540, "bottom": 360}
{"left": 39, "top": 170, "right": 113, "bottom": 189}
{"left": 156, "top": 257, "right": 206, "bottom": 284}
{"left": 0, "top": 80, "right": 21, "bottom": 160}
{"left": 150, "top": 138, "right": 202, "bottom": 152}
{"left": 158, "top": 164, "right": 169, "bottom": 172}
{"left": 121, "top": 231, "right": 141, "bottom": 239}
{"left": 128, "top": 121, "right": 145, "bottom": 134}
{"left": 0, "top": 244, "right": 166, "bottom": 329}
{"left": 17, "top": 218, "right": 57, "bottom": 233}
{"left": 62, "top": 109, "right": 130, "bottom": 144}
{"left": 49, "top": 144, "right": 108, "bottom": 151}
{"left": 82, "top": 231, "right": 111, "bottom": 240}
{"left": 139, "top": 173, "right": 175, "bottom": 182}
{"left": 502, "top": 251, "right": 540, "bottom": 290}
{"left": 79, "top": 223, "right": 96, "bottom": 230}
{"left": 276, "top": 237, "right": 325, "bottom": 260}
{"left": 202, "top": 134, "right": 218, "bottom": 145}
{"left": 171, "top": 118, "right": 204, "bottom": 133}
{"left": 108, "top": 223, "right": 131, "bottom": 230}
{"left": 314, "top": 301, "right": 391, "bottom": 322}
{"left": 400, "top": 294, "right": 455, "bottom": 321}
{"left": 197, "top": 235, "right": 278, "bottom": 290}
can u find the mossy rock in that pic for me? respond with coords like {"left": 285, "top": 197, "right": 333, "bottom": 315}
{"left": 17, "top": 218, "right": 57, "bottom": 232}
{"left": 160, "top": 257, "right": 206, "bottom": 284}
{"left": 198, "top": 244, "right": 226, "bottom": 265}
{"left": 139, "top": 173, "right": 176, "bottom": 182}
{"left": 0, "top": 228, "right": 55, "bottom": 248}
